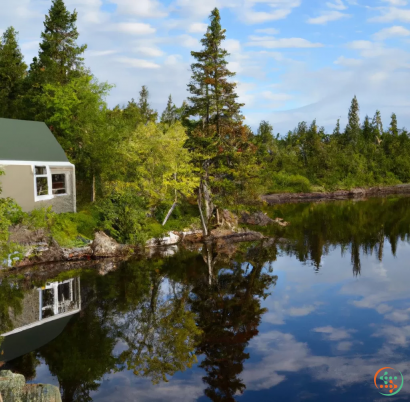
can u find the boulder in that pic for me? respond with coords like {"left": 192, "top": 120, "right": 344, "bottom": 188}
{"left": 219, "top": 209, "right": 238, "bottom": 230}
{"left": 91, "top": 231, "right": 131, "bottom": 257}
{"left": 240, "top": 211, "right": 275, "bottom": 226}
{"left": 146, "top": 231, "right": 181, "bottom": 248}
{"left": 8, "top": 225, "right": 49, "bottom": 246}
{"left": 240, "top": 211, "right": 290, "bottom": 227}
{"left": 0, "top": 370, "right": 62, "bottom": 402}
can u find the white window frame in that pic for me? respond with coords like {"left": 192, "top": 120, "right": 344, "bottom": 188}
{"left": 52, "top": 172, "right": 68, "bottom": 196}
{"left": 34, "top": 165, "right": 53, "bottom": 202}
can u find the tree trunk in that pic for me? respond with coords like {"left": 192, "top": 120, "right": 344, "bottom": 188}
{"left": 91, "top": 174, "right": 96, "bottom": 203}
{"left": 162, "top": 202, "right": 178, "bottom": 226}
{"left": 198, "top": 184, "right": 208, "bottom": 237}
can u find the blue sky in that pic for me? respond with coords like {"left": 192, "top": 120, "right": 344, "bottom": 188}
{"left": 2, "top": 0, "right": 410, "bottom": 133}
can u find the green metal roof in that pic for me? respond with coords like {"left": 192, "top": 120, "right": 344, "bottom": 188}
{"left": 0, "top": 118, "right": 69, "bottom": 162}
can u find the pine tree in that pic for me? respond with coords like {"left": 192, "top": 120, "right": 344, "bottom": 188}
{"left": 187, "top": 7, "right": 244, "bottom": 136}
{"left": 333, "top": 119, "right": 341, "bottom": 136}
{"left": 34, "top": 0, "right": 87, "bottom": 84}
{"left": 361, "top": 115, "right": 373, "bottom": 142}
{"left": 0, "top": 27, "right": 27, "bottom": 118}
{"left": 161, "top": 94, "right": 177, "bottom": 125}
{"left": 138, "top": 85, "right": 158, "bottom": 124}
{"left": 344, "top": 95, "right": 360, "bottom": 145}
{"left": 389, "top": 113, "right": 398, "bottom": 136}
{"left": 187, "top": 8, "right": 252, "bottom": 233}
{"left": 372, "top": 110, "right": 383, "bottom": 144}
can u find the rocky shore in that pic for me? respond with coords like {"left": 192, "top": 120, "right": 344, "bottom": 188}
{"left": 1, "top": 211, "right": 289, "bottom": 270}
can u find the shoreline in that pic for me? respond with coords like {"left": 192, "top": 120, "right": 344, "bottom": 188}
{"left": 262, "top": 184, "right": 410, "bottom": 205}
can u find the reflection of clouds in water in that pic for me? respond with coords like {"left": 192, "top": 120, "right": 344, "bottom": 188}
{"left": 312, "top": 326, "right": 356, "bottom": 341}
{"left": 92, "top": 372, "right": 204, "bottom": 402}
{"left": 374, "top": 325, "right": 410, "bottom": 347}
{"left": 243, "top": 330, "right": 410, "bottom": 394}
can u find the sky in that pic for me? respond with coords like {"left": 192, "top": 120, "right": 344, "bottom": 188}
{"left": 2, "top": 0, "right": 410, "bottom": 134}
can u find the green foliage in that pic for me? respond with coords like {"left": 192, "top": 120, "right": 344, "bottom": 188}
{"left": 267, "top": 172, "right": 312, "bottom": 193}
{"left": 0, "top": 27, "right": 27, "bottom": 119}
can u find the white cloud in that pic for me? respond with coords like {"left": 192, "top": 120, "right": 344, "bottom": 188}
{"left": 372, "top": 25, "right": 410, "bottom": 41}
{"left": 108, "top": 0, "right": 167, "bottom": 17}
{"left": 312, "top": 326, "right": 355, "bottom": 341}
{"left": 115, "top": 22, "right": 156, "bottom": 35}
{"left": 326, "top": 0, "right": 347, "bottom": 10}
{"left": 87, "top": 49, "right": 118, "bottom": 57}
{"left": 288, "top": 305, "right": 317, "bottom": 316}
{"left": 381, "top": 0, "right": 408, "bottom": 5}
{"left": 346, "top": 40, "right": 376, "bottom": 49}
{"left": 237, "top": 0, "right": 302, "bottom": 24}
{"left": 255, "top": 28, "right": 280, "bottom": 35}
{"left": 307, "top": 11, "right": 350, "bottom": 24}
{"left": 188, "top": 22, "right": 208, "bottom": 33}
{"left": 115, "top": 57, "right": 161, "bottom": 69}
{"left": 178, "top": 34, "right": 200, "bottom": 49}
{"left": 132, "top": 46, "right": 164, "bottom": 57}
{"left": 337, "top": 341, "right": 353, "bottom": 351}
{"left": 334, "top": 56, "right": 363, "bottom": 66}
{"left": 246, "top": 36, "right": 324, "bottom": 48}
{"left": 369, "top": 7, "right": 410, "bottom": 22}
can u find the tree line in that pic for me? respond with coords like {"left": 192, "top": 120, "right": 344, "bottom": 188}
{"left": 1, "top": 0, "right": 410, "bottom": 240}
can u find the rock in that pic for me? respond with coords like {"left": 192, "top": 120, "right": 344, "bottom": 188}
{"left": 145, "top": 231, "right": 181, "bottom": 248}
{"left": 219, "top": 209, "right": 238, "bottom": 230}
{"left": 91, "top": 231, "right": 131, "bottom": 257}
{"left": 240, "top": 211, "right": 290, "bottom": 227}
{"left": 215, "top": 230, "right": 265, "bottom": 243}
{"left": 61, "top": 246, "right": 93, "bottom": 260}
{"left": 0, "top": 370, "right": 62, "bottom": 402}
{"left": 240, "top": 211, "right": 275, "bottom": 226}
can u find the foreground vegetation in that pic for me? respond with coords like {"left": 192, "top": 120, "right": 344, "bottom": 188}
{"left": 1, "top": 0, "right": 410, "bottom": 256}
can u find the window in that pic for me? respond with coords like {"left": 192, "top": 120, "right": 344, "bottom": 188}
{"left": 34, "top": 166, "right": 49, "bottom": 196}
{"left": 52, "top": 174, "right": 66, "bottom": 195}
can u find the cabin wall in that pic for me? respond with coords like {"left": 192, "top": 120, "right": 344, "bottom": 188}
{"left": 0, "top": 165, "right": 36, "bottom": 212}
{"left": 0, "top": 164, "right": 76, "bottom": 213}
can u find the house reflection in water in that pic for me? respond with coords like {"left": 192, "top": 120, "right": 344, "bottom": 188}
{"left": 39, "top": 278, "right": 81, "bottom": 321}
{"left": 0, "top": 277, "right": 81, "bottom": 362}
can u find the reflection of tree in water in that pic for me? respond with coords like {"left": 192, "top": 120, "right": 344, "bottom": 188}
{"left": 0, "top": 278, "right": 24, "bottom": 334}
{"left": 5, "top": 352, "right": 40, "bottom": 381}
{"left": 191, "top": 241, "right": 278, "bottom": 401}
{"left": 264, "top": 197, "right": 410, "bottom": 275}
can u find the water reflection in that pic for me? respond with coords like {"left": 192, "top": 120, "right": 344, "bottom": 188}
{"left": 0, "top": 196, "right": 410, "bottom": 401}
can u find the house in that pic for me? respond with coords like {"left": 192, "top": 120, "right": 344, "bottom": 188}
{"left": 0, "top": 118, "right": 76, "bottom": 213}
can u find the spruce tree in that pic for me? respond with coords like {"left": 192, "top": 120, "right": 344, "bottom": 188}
{"left": 138, "top": 85, "right": 158, "bottom": 124}
{"left": 372, "top": 110, "right": 383, "bottom": 143}
{"left": 361, "top": 115, "right": 372, "bottom": 142}
{"left": 161, "top": 94, "right": 177, "bottom": 125}
{"left": 0, "top": 27, "right": 27, "bottom": 118}
{"left": 333, "top": 119, "right": 341, "bottom": 136}
{"left": 187, "top": 7, "right": 244, "bottom": 136}
{"left": 187, "top": 8, "right": 252, "bottom": 232}
{"left": 389, "top": 113, "right": 398, "bottom": 136}
{"left": 344, "top": 95, "right": 360, "bottom": 145}
{"left": 34, "top": 0, "right": 87, "bottom": 84}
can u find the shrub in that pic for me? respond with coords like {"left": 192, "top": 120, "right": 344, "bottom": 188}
{"left": 267, "top": 172, "right": 312, "bottom": 193}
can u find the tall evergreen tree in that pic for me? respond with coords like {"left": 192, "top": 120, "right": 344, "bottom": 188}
{"left": 187, "top": 8, "right": 253, "bottom": 233}
{"left": 138, "top": 85, "right": 158, "bottom": 124}
{"left": 188, "top": 8, "right": 244, "bottom": 136}
{"left": 344, "top": 95, "right": 360, "bottom": 145}
{"left": 389, "top": 113, "right": 398, "bottom": 136}
{"left": 34, "top": 0, "right": 87, "bottom": 84}
{"left": 372, "top": 110, "right": 383, "bottom": 144}
{"left": 161, "top": 94, "right": 177, "bottom": 125}
{"left": 0, "top": 27, "right": 27, "bottom": 118}
{"left": 333, "top": 118, "right": 341, "bottom": 136}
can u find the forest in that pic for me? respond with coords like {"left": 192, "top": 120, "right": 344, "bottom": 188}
{"left": 1, "top": 0, "right": 410, "bottom": 250}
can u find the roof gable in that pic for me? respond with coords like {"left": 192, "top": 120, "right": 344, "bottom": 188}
{"left": 0, "top": 118, "right": 69, "bottom": 162}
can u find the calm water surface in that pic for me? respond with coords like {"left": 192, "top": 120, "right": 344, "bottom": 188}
{"left": 1, "top": 197, "right": 410, "bottom": 401}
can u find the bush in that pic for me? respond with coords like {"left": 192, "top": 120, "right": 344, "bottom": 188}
{"left": 0, "top": 198, "right": 24, "bottom": 225}
{"left": 267, "top": 172, "right": 312, "bottom": 193}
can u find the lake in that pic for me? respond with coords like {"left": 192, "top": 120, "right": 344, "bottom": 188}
{"left": 1, "top": 196, "right": 410, "bottom": 401}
